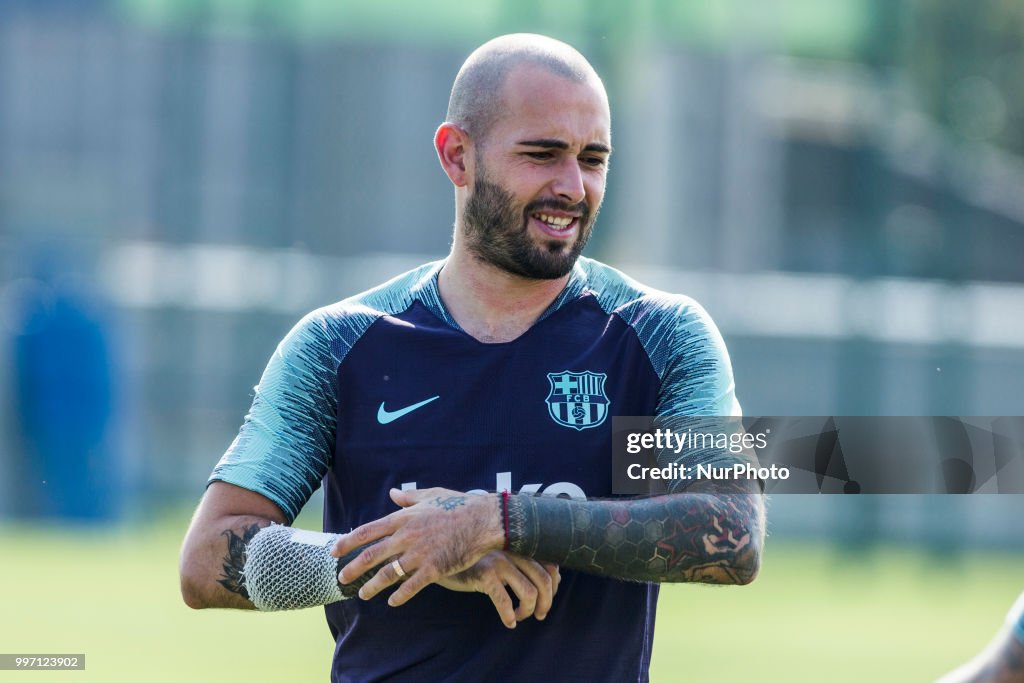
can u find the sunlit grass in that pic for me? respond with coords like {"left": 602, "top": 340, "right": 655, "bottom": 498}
{"left": 0, "top": 512, "right": 1019, "bottom": 682}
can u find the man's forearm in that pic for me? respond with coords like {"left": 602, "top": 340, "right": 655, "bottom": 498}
{"left": 181, "top": 516, "right": 377, "bottom": 610}
{"left": 506, "top": 480, "right": 763, "bottom": 585}
{"left": 181, "top": 515, "right": 271, "bottom": 610}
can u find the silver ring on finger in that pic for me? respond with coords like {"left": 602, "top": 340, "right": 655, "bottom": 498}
{"left": 391, "top": 558, "right": 406, "bottom": 578}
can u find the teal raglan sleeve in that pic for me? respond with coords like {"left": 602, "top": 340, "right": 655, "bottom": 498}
{"left": 209, "top": 310, "right": 341, "bottom": 523}
{"left": 587, "top": 255, "right": 744, "bottom": 475}
{"left": 618, "top": 291, "right": 740, "bottom": 418}
{"left": 622, "top": 294, "right": 745, "bottom": 490}
{"left": 588, "top": 257, "right": 740, "bottom": 420}
{"left": 651, "top": 296, "right": 741, "bottom": 419}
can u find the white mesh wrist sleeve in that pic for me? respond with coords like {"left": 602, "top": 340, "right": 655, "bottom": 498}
{"left": 242, "top": 525, "right": 348, "bottom": 611}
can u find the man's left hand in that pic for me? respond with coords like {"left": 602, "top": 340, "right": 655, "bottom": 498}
{"left": 438, "top": 551, "right": 561, "bottom": 628}
{"left": 331, "top": 487, "right": 505, "bottom": 606}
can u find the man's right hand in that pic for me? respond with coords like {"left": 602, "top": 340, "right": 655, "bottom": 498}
{"left": 437, "top": 551, "right": 561, "bottom": 629}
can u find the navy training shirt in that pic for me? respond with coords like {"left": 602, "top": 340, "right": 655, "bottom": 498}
{"left": 211, "top": 257, "right": 741, "bottom": 682}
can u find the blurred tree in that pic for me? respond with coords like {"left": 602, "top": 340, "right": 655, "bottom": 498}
{"left": 908, "top": 0, "right": 1024, "bottom": 153}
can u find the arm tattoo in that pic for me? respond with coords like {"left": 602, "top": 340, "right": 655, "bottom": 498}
{"left": 433, "top": 496, "right": 467, "bottom": 511}
{"left": 507, "top": 479, "right": 763, "bottom": 584}
{"left": 217, "top": 523, "right": 263, "bottom": 598}
{"left": 219, "top": 523, "right": 380, "bottom": 603}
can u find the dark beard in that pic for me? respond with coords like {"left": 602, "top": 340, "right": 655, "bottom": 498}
{"left": 462, "top": 168, "right": 595, "bottom": 280}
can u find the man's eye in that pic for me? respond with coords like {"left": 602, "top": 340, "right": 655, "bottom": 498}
{"left": 582, "top": 157, "right": 606, "bottom": 167}
{"left": 526, "top": 152, "right": 554, "bottom": 160}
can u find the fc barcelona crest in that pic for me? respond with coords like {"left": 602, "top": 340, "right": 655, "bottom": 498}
{"left": 545, "top": 371, "right": 610, "bottom": 431}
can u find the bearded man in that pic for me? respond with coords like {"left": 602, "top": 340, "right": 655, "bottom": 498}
{"left": 180, "top": 33, "right": 764, "bottom": 683}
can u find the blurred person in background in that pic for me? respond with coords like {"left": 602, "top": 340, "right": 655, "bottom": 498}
{"left": 938, "top": 592, "right": 1024, "bottom": 683}
{"left": 181, "top": 33, "right": 763, "bottom": 682}
{"left": 10, "top": 248, "right": 117, "bottom": 520}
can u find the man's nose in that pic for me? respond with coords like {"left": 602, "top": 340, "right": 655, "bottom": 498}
{"left": 551, "top": 158, "right": 586, "bottom": 205}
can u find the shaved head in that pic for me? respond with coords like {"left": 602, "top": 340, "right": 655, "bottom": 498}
{"left": 435, "top": 34, "right": 611, "bottom": 282}
{"left": 446, "top": 34, "right": 605, "bottom": 144}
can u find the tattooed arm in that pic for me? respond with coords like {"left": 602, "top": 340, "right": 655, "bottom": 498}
{"left": 180, "top": 482, "right": 559, "bottom": 625}
{"left": 334, "top": 477, "right": 763, "bottom": 608}
{"left": 506, "top": 477, "right": 763, "bottom": 585}
{"left": 179, "top": 482, "right": 283, "bottom": 609}
{"left": 179, "top": 481, "right": 378, "bottom": 609}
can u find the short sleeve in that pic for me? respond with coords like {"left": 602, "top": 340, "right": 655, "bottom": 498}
{"left": 209, "top": 310, "right": 341, "bottom": 523}
{"left": 644, "top": 297, "right": 746, "bottom": 490}
{"left": 653, "top": 297, "right": 741, "bottom": 419}
{"left": 579, "top": 259, "right": 746, "bottom": 490}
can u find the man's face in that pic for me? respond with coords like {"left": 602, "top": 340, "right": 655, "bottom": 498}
{"left": 462, "top": 65, "right": 611, "bottom": 280}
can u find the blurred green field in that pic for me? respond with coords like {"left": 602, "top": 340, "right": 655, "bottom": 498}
{"left": 1, "top": 510, "right": 1020, "bottom": 682}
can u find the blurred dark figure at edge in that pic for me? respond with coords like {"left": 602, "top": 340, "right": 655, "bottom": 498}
{"left": 10, "top": 248, "right": 119, "bottom": 521}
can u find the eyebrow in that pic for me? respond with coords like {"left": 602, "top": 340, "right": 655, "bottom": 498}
{"left": 517, "top": 138, "right": 612, "bottom": 154}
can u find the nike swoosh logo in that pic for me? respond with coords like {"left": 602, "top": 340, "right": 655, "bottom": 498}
{"left": 377, "top": 396, "right": 440, "bottom": 424}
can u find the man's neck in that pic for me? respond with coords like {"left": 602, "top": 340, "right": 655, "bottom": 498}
{"left": 438, "top": 248, "right": 573, "bottom": 344}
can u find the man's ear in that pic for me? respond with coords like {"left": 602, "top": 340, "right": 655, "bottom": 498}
{"left": 435, "top": 123, "right": 472, "bottom": 187}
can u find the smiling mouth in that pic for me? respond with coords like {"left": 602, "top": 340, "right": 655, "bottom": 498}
{"left": 531, "top": 211, "right": 579, "bottom": 236}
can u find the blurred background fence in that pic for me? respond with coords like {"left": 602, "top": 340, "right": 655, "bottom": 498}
{"left": 1, "top": 0, "right": 1023, "bottom": 551}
